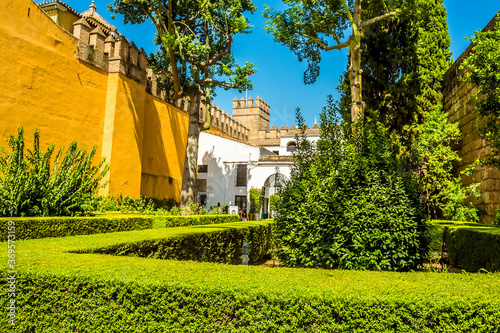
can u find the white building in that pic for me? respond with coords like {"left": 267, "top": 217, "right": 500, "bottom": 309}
{"left": 197, "top": 97, "right": 320, "bottom": 218}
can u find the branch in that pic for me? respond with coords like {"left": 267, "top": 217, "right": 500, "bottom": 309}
{"left": 299, "top": 33, "right": 328, "bottom": 49}
{"left": 142, "top": 0, "right": 182, "bottom": 99}
{"left": 324, "top": 40, "right": 351, "bottom": 51}
{"left": 194, "top": 38, "right": 233, "bottom": 68}
{"left": 200, "top": 78, "right": 235, "bottom": 89}
{"left": 299, "top": 33, "right": 350, "bottom": 51}
{"left": 173, "top": 20, "right": 197, "bottom": 37}
{"left": 330, "top": 33, "right": 342, "bottom": 45}
{"left": 342, "top": 0, "right": 355, "bottom": 26}
{"left": 186, "top": 10, "right": 200, "bottom": 23}
{"left": 360, "top": 12, "right": 397, "bottom": 28}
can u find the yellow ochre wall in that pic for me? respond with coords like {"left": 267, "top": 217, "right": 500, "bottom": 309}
{"left": 45, "top": 8, "right": 80, "bottom": 33}
{"left": 0, "top": 0, "right": 108, "bottom": 163}
{"left": 0, "top": 0, "right": 190, "bottom": 202}
{"left": 141, "top": 96, "right": 189, "bottom": 201}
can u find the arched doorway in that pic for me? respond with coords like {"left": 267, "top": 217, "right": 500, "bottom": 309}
{"left": 262, "top": 173, "right": 288, "bottom": 218}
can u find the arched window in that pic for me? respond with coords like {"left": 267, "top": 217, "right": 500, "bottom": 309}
{"left": 286, "top": 141, "right": 297, "bottom": 152}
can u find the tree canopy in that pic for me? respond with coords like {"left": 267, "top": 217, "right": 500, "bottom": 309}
{"left": 264, "top": 0, "right": 405, "bottom": 122}
{"left": 109, "top": 0, "right": 257, "bottom": 204}
{"left": 338, "top": 0, "right": 451, "bottom": 130}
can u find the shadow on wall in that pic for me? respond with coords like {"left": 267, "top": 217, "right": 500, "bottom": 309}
{"left": 140, "top": 96, "right": 189, "bottom": 201}
{"left": 123, "top": 80, "right": 145, "bottom": 162}
{"left": 106, "top": 76, "right": 147, "bottom": 196}
{"left": 200, "top": 148, "right": 234, "bottom": 207}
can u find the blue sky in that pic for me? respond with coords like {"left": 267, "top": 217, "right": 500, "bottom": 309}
{"left": 63, "top": 0, "right": 500, "bottom": 128}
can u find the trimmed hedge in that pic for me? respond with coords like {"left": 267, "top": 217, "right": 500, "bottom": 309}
{"left": 2, "top": 270, "right": 500, "bottom": 332}
{"left": 3, "top": 220, "right": 500, "bottom": 331}
{"left": 0, "top": 215, "right": 153, "bottom": 241}
{"left": 427, "top": 220, "right": 483, "bottom": 257}
{"left": 443, "top": 224, "right": 500, "bottom": 272}
{"left": 80, "top": 222, "right": 274, "bottom": 265}
{"left": 152, "top": 214, "right": 239, "bottom": 228}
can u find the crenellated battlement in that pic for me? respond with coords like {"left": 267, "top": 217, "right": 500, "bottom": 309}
{"left": 233, "top": 95, "right": 270, "bottom": 115}
{"left": 232, "top": 96, "right": 271, "bottom": 140}
{"left": 73, "top": 18, "right": 148, "bottom": 85}
{"left": 202, "top": 103, "right": 250, "bottom": 142}
{"left": 72, "top": 17, "right": 247, "bottom": 142}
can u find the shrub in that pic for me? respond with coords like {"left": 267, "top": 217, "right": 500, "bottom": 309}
{"left": 249, "top": 187, "right": 262, "bottom": 216}
{"left": 443, "top": 223, "right": 500, "bottom": 272}
{"left": 82, "top": 222, "right": 274, "bottom": 265}
{"left": 276, "top": 110, "right": 426, "bottom": 271}
{"left": 409, "top": 108, "right": 480, "bottom": 220}
{"left": 269, "top": 194, "right": 279, "bottom": 212}
{"left": 0, "top": 127, "right": 108, "bottom": 217}
{"left": 495, "top": 208, "right": 500, "bottom": 226}
{"left": 153, "top": 214, "right": 239, "bottom": 228}
{"left": 0, "top": 215, "right": 153, "bottom": 241}
{"left": 426, "top": 220, "right": 483, "bottom": 262}
{"left": 435, "top": 178, "right": 480, "bottom": 222}
{"left": 93, "top": 194, "right": 177, "bottom": 214}
{"left": 3, "top": 269, "right": 500, "bottom": 332}
{"left": 169, "top": 199, "right": 209, "bottom": 215}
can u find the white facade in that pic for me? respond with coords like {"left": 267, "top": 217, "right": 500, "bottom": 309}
{"left": 262, "top": 134, "right": 321, "bottom": 156}
{"left": 197, "top": 132, "right": 292, "bottom": 215}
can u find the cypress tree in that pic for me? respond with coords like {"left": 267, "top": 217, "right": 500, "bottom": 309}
{"left": 338, "top": 0, "right": 451, "bottom": 130}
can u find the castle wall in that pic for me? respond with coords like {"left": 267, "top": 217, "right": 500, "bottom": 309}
{"left": 0, "top": 0, "right": 108, "bottom": 168}
{"left": 0, "top": 0, "right": 193, "bottom": 202}
{"left": 232, "top": 96, "right": 270, "bottom": 140}
{"left": 141, "top": 94, "right": 189, "bottom": 201}
{"left": 101, "top": 72, "right": 147, "bottom": 197}
{"left": 443, "top": 14, "right": 499, "bottom": 224}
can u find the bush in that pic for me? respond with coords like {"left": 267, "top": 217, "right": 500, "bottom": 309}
{"left": 169, "top": 199, "right": 209, "bottom": 215}
{"left": 0, "top": 127, "right": 108, "bottom": 217}
{"left": 495, "top": 208, "right": 500, "bottom": 226}
{"left": 269, "top": 194, "right": 279, "bottom": 212}
{"left": 443, "top": 223, "right": 500, "bottom": 272}
{"left": 426, "top": 220, "right": 483, "bottom": 262}
{"left": 93, "top": 194, "right": 177, "bottom": 214}
{"left": 153, "top": 214, "right": 239, "bottom": 228}
{"left": 0, "top": 215, "right": 153, "bottom": 241}
{"left": 82, "top": 222, "right": 274, "bottom": 265}
{"left": 410, "top": 108, "right": 480, "bottom": 220}
{"left": 276, "top": 110, "right": 426, "bottom": 271}
{"left": 249, "top": 187, "right": 262, "bottom": 216}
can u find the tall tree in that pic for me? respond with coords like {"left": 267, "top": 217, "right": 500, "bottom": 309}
{"left": 336, "top": 0, "right": 478, "bottom": 220}
{"left": 338, "top": 0, "right": 451, "bottom": 130}
{"left": 264, "top": 0, "right": 402, "bottom": 122}
{"left": 460, "top": 14, "right": 500, "bottom": 168}
{"left": 109, "top": 0, "right": 256, "bottom": 205}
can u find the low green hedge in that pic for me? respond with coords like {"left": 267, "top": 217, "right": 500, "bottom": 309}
{"left": 2, "top": 220, "right": 500, "bottom": 331}
{"left": 79, "top": 222, "right": 274, "bottom": 265}
{"left": 152, "top": 214, "right": 239, "bottom": 228}
{"left": 427, "top": 220, "right": 483, "bottom": 258}
{"left": 0, "top": 215, "right": 153, "bottom": 241}
{"left": 443, "top": 224, "right": 500, "bottom": 272}
{"left": 2, "top": 270, "right": 499, "bottom": 332}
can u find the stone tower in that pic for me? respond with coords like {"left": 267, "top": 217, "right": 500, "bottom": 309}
{"left": 231, "top": 96, "right": 270, "bottom": 140}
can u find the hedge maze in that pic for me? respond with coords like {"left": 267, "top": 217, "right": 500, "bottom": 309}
{"left": 1, "top": 216, "right": 500, "bottom": 332}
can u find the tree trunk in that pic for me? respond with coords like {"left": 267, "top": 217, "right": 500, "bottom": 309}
{"left": 349, "top": 0, "right": 364, "bottom": 123}
{"left": 180, "top": 93, "right": 202, "bottom": 206}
